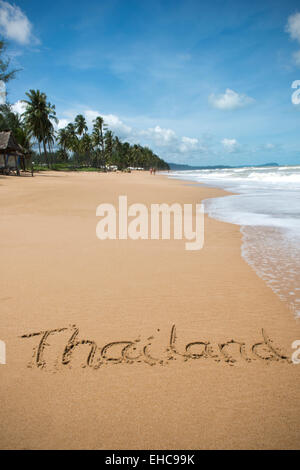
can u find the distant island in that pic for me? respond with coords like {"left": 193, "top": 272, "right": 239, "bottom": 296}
{"left": 167, "top": 162, "right": 279, "bottom": 170}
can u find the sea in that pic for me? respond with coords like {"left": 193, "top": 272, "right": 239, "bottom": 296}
{"left": 169, "top": 165, "right": 300, "bottom": 317}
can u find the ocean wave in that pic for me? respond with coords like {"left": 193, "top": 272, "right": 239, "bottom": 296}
{"left": 169, "top": 165, "right": 300, "bottom": 317}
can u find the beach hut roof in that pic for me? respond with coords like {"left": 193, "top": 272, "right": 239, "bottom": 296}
{"left": 0, "top": 130, "right": 23, "bottom": 154}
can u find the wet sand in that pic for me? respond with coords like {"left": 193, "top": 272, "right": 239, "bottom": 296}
{"left": 0, "top": 171, "right": 299, "bottom": 449}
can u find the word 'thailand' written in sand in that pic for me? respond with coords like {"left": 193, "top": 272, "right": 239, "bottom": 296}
{"left": 19, "top": 324, "right": 296, "bottom": 371}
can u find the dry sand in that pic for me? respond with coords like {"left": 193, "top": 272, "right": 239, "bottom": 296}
{"left": 0, "top": 170, "right": 299, "bottom": 450}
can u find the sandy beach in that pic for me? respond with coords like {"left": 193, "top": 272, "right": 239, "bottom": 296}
{"left": 0, "top": 170, "right": 299, "bottom": 450}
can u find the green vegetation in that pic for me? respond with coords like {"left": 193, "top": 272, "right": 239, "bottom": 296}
{"left": 22, "top": 89, "right": 58, "bottom": 168}
{"left": 0, "top": 40, "right": 169, "bottom": 172}
{"left": 0, "top": 95, "right": 169, "bottom": 172}
{"left": 0, "top": 40, "right": 19, "bottom": 83}
{"left": 0, "top": 40, "right": 32, "bottom": 153}
{"left": 49, "top": 111, "right": 169, "bottom": 171}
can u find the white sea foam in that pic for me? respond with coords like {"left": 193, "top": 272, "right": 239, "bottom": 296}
{"left": 169, "top": 165, "right": 300, "bottom": 316}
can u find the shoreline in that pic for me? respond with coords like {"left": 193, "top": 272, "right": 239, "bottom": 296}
{"left": 0, "top": 171, "right": 299, "bottom": 449}
{"left": 166, "top": 170, "right": 300, "bottom": 318}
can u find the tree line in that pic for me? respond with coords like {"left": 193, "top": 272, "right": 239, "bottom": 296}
{"left": 0, "top": 41, "right": 169, "bottom": 172}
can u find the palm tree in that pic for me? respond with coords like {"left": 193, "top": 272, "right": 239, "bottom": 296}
{"left": 45, "top": 123, "right": 56, "bottom": 165}
{"left": 57, "top": 127, "right": 69, "bottom": 152}
{"left": 0, "top": 104, "right": 21, "bottom": 131}
{"left": 92, "top": 116, "right": 106, "bottom": 167}
{"left": 66, "top": 123, "right": 78, "bottom": 151}
{"left": 22, "top": 90, "right": 58, "bottom": 167}
{"left": 14, "top": 126, "right": 32, "bottom": 153}
{"left": 0, "top": 40, "right": 20, "bottom": 84}
{"left": 104, "top": 130, "right": 113, "bottom": 165}
{"left": 79, "top": 133, "right": 92, "bottom": 166}
{"left": 74, "top": 114, "right": 88, "bottom": 137}
{"left": 130, "top": 144, "right": 143, "bottom": 168}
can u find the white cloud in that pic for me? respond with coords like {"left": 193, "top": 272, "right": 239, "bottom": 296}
{"left": 0, "top": 1, "right": 36, "bottom": 44}
{"left": 221, "top": 138, "right": 239, "bottom": 152}
{"left": 83, "top": 109, "right": 100, "bottom": 124}
{"left": 103, "top": 114, "right": 132, "bottom": 137}
{"left": 285, "top": 12, "right": 300, "bottom": 66}
{"left": 265, "top": 143, "right": 275, "bottom": 149}
{"left": 55, "top": 108, "right": 206, "bottom": 160}
{"left": 181, "top": 136, "right": 198, "bottom": 146}
{"left": 84, "top": 110, "right": 132, "bottom": 137}
{"left": 57, "top": 118, "right": 69, "bottom": 130}
{"left": 286, "top": 12, "right": 300, "bottom": 43}
{"left": 179, "top": 136, "right": 199, "bottom": 153}
{"left": 0, "top": 79, "right": 5, "bottom": 104}
{"left": 209, "top": 88, "right": 254, "bottom": 110}
{"left": 11, "top": 99, "right": 26, "bottom": 114}
{"left": 140, "top": 125, "right": 177, "bottom": 146}
{"left": 139, "top": 127, "right": 207, "bottom": 158}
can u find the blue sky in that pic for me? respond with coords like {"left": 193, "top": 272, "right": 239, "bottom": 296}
{"left": 1, "top": 0, "right": 300, "bottom": 165}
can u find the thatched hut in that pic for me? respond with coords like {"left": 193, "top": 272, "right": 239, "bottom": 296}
{"left": 0, "top": 130, "right": 31, "bottom": 175}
